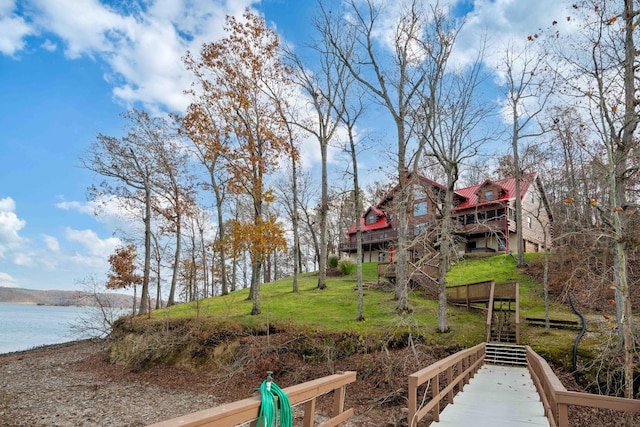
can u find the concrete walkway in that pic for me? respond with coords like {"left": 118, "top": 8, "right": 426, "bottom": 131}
{"left": 435, "top": 364, "right": 550, "bottom": 427}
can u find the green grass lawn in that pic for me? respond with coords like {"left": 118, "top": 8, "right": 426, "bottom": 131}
{"left": 151, "top": 254, "right": 576, "bottom": 353}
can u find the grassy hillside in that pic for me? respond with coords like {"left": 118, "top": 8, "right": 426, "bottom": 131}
{"left": 147, "top": 254, "right": 578, "bottom": 359}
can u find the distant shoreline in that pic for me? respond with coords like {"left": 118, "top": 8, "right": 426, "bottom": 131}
{"left": 0, "top": 337, "right": 102, "bottom": 358}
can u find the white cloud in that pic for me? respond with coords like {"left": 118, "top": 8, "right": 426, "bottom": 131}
{"left": 40, "top": 38, "right": 56, "bottom": 51}
{"left": 0, "top": 0, "right": 34, "bottom": 56}
{"left": 64, "top": 227, "right": 121, "bottom": 259}
{"left": 13, "top": 252, "right": 34, "bottom": 266}
{"left": 55, "top": 199, "right": 96, "bottom": 215}
{"left": 18, "top": 0, "right": 257, "bottom": 111}
{"left": 0, "top": 271, "right": 19, "bottom": 288}
{"left": 0, "top": 197, "right": 26, "bottom": 258}
{"left": 56, "top": 195, "right": 142, "bottom": 233}
{"left": 43, "top": 235, "right": 60, "bottom": 252}
{"left": 457, "top": 0, "right": 573, "bottom": 70}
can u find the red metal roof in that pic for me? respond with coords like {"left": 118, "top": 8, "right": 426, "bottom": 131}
{"left": 454, "top": 173, "right": 538, "bottom": 211}
{"left": 347, "top": 206, "right": 391, "bottom": 234}
{"left": 347, "top": 172, "right": 539, "bottom": 235}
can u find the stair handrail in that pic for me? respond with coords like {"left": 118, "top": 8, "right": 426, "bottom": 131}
{"left": 515, "top": 281, "right": 520, "bottom": 343}
{"left": 147, "top": 371, "right": 357, "bottom": 427}
{"left": 526, "top": 346, "right": 640, "bottom": 427}
{"left": 486, "top": 280, "right": 496, "bottom": 342}
{"left": 407, "top": 343, "right": 485, "bottom": 427}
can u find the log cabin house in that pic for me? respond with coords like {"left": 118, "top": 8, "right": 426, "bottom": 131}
{"left": 339, "top": 172, "right": 553, "bottom": 263}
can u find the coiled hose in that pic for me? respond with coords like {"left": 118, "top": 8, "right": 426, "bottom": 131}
{"left": 257, "top": 372, "right": 292, "bottom": 427}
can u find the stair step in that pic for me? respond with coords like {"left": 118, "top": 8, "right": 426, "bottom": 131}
{"left": 485, "top": 343, "right": 527, "bottom": 366}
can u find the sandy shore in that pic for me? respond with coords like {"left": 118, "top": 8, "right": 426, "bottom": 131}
{"left": 0, "top": 339, "right": 218, "bottom": 427}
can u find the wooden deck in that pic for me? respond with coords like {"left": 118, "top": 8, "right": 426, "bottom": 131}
{"left": 435, "top": 364, "right": 549, "bottom": 427}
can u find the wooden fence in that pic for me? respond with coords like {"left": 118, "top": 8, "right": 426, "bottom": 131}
{"left": 147, "top": 371, "right": 357, "bottom": 427}
{"left": 526, "top": 346, "right": 640, "bottom": 426}
{"left": 407, "top": 343, "right": 485, "bottom": 427}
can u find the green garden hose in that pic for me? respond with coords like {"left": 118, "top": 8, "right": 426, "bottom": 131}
{"left": 256, "top": 372, "right": 292, "bottom": 427}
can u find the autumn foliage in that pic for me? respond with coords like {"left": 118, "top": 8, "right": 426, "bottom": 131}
{"left": 107, "top": 245, "right": 142, "bottom": 291}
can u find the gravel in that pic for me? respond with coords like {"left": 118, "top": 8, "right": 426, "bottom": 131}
{"left": 0, "top": 340, "right": 217, "bottom": 427}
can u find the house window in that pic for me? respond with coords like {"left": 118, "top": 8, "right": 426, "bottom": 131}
{"left": 527, "top": 216, "right": 532, "bottom": 228}
{"left": 413, "top": 186, "right": 427, "bottom": 199}
{"left": 485, "top": 190, "right": 494, "bottom": 201}
{"left": 366, "top": 213, "right": 377, "bottom": 224}
{"left": 414, "top": 223, "right": 426, "bottom": 236}
{"left": 413, "top": 201, "right": 427, "bottom": 216}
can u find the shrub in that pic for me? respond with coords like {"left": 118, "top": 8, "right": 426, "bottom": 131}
{"left": 338, "top": 258, "right": 356, "bottom": 275}
{"left": 328, "top": 255, "right": 340, "bottom": 268}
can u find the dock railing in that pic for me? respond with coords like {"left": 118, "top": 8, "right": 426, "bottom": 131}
{"left": 407, "top": 343, "right": 485, "bottom": 427}
{"left": 147, "top": 370, "right": 357, "bottom": 427}
{"left": 526, "top": 346, "right": 640, "bottom": 426}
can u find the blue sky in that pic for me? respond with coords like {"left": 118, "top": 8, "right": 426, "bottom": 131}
{"left": 0, "top": 0, "right": 570, "bottom": 292}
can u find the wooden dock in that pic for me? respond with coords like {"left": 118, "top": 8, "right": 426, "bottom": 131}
{"left": 435, "top": 364, "right": 549, "bottom": 427}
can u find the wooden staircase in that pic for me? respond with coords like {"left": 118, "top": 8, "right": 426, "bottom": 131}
{"left": 489, "top": 299, "right": 518, "bottom": 343}
{"left": 484, "top": 342, "right": 527, "bottom": 366}
{"left": 485, "top": 280, "right": 520, "bottom": 345}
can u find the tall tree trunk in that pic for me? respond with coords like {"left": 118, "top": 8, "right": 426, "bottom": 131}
{"left": 167, "top": 216, "right": 181, "bottom": 306}
{"left": 512, "top": 123, "right": 525, "bottom": 267}
{"left": 437, "top": 175, "right": 456, "bottom": 332}
{"left": 139, "top": 180, "right": 152, "bottom": 315}
{"left": 291, "top": 157, "right": 300, "bottom": 293}
{"left": 214, "top": 181, "right": 228, "bottom": 296}
{"left": 250, "top": 260, "right": 262, "bottom": 315}
{"left": 317, "top": 142, "right": 329, "bottom": 289}
{"left": 394, "top": 119, "right": 410, "bottom": 313}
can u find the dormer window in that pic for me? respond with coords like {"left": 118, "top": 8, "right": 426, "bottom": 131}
{"left": 485, "top": 190, "right": 494, "bottom": 201}
{"left": 365, "top": 213, "right": 377, "bottom": 224}
{"left": 413, "top": 201, "right": 428, "bottom": 216}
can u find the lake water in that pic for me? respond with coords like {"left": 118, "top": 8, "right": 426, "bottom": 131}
{"left": 0, "top": 302, "right": 96, "bottom": 354}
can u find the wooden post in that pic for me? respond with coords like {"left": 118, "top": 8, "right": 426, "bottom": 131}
{"left": 447, "top": 366, "right": 454, "bottom": 403}
{"left": 486, "top": 280, "right": 496, "bottom": 342}
{"left": 515, "top": 281, "right": 520, "bottom": 344}
{"left": 332, "top": 386, "right": 345, "bottom": 417}
{"left": 303, "top": 398, "right": 316, "bottom": 427}
{"left": 408, "top": 375, "right": 418, "bottom": 427}
{"left": 557, "top": 402, "right": 568, "bottom": 427}
{"left": 433, "top": 374, "right": 440, "bottom": 422}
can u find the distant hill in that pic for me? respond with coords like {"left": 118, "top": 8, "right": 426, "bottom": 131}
{"left": 0, "top": 287, "right": 136, "bottom": 309}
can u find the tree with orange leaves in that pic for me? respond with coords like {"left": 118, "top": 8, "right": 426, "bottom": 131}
{"left": 107, "top": 245, "right": 143, "bottom": 314}
{"left": 184, "top": 10, "right": 292, "bottom": 315}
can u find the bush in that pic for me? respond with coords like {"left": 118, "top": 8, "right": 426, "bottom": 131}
{"left": 338, "top": 258, "right": 356, "bottom": 275}
{"left": 328, "top": 255, "right": 340, "bottom": 268}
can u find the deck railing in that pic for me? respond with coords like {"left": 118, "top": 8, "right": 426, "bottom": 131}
{"left": 147, "top": 371, "right": 357, "bottom": 427}
{"left": 526, "top": 346, "right": 640, "bottom": 427}
{"left": 407, "top": 343, "right": 485, "bottom": 427}
{"left": 446, "top": 280, "right": 494, "bottom": 307}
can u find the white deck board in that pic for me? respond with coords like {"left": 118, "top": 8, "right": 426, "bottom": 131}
{"left": 434, "top": 364, "right": 550, "bottom": 427}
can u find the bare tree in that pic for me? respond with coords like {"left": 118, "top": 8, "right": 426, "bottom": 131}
{"left": 84, "top": 109, "right": 165, "bottom": 315}
{"left": 179, "top": 98, "right": 231, "bottom": 297}
{"left": 550, "top": 0, "right": 639, "bottom": 407}
{"left": 287, "top": 12, "right": 349, "bottom": 290}
{"left": 322, "top": 0, "right": 440, "bottom": 313}
{"left": 413, "top": 8, "right": 494, "bottom": 332}
{"left": 498, "top": 42, "right": 556, "bottom": 267}
{"left": 150, "top": 119, "right": 196, "bottom": 306}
